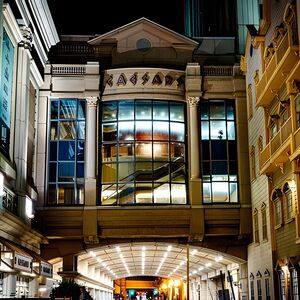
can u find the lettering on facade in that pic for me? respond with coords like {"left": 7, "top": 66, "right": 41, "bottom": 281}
{"left": 165, "top": 74, "right": 174, "bottom": 86}
{"left": 117, "top": 73, "right": 127, "bottom": 86}
{"left": 129, "top": 73, "right": 138, "bottom": 85}
{"left": 14, "top": 252, "right": 32, "bottom": 272}
{"left": 40, "top": 261, "right": 53, "bottom": 278}
{"left": 152, "top": 73, "right": 163, "bottom": 85}
{"left": 142, "top": 73, "right": 150, "bottom": 85}
{"left": 106, "top": 74, "right": 113, "bottom": 87}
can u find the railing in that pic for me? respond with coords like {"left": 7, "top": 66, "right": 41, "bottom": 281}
{"left": 260, "top": 117, "right": 292, "bottom": 169}
{"left": 201, "top": 66, "right": 233, "bottom": 76}
{"left": 2, "top": 187, "right": 18, "bottom": 215}
{"left": 52, "top": 65, "right": 86, "bottom": 75}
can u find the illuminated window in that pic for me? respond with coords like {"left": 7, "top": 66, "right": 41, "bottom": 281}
{"left": 254, "top": 209, "right": 259, "bottom": 243}
{"left": 48, "top": 99, "right": 86, "bottom": 205}
{"left": 250, "top": 279, "right": 255, "bottom": 300}
{"left": 261, "top": 203, "right": 267, "bottom": 240}
{"left": 291, "top": 269, "right": 299, "bottom": 298}
{"left": 257, "top": 279, "right": 262, "bottom": 300}
{"left": 100, "top": 100, "right": 186, "bottom": 205}
{"left": 283, "top": 183, "right": 294, "bottom": 221}
{"left": 279, "top": 270, "right": 287, "bottom": 299}
{"left": 265, "top": 277, "right": 271, "bottom": 300}
{"left": 247, "top": 84, "right": 253, "bottom": 119}
{"left": 200, "top": 100, "right": 238, "bottom": 203}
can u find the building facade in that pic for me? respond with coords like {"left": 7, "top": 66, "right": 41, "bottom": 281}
{"left": 0, "top": 0, "right": 59, "bottom": 298}
{"left": 34, "top": 18, "right": 252, "bottom": 300}
{"left": 242, "top": 0, "right": 300, "bottom": 299}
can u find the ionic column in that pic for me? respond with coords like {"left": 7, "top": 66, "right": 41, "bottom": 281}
{"left": 85, "top": 96, "right": 98, "bottom": 179}
{"left": 187, "top": 96, "right": 200, "bottom": 179}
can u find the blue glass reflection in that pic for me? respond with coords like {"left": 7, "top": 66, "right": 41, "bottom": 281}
{"left": 59, "top": 141, "right": 75, "bottom": 160}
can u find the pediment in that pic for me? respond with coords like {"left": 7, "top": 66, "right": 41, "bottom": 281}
{"left": 89, "top": 17, "right": 198, "bottom": 53}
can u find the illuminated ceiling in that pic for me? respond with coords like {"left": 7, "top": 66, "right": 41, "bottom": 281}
{"left": 78, "top": 242, "right": 244, "bottom": 280}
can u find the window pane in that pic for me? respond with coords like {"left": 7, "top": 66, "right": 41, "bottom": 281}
{"left": 58, "top": 141, "right": 75, "bottom": 161}
{"left": 211, "top": 140, "right": 227, "bottom": 160}
{"left": 119, "top": 143, "right": 134, "bottom": 161}
{"left": 136, "top": 183, "right": 153, "bottom": 203}
{"left": 50, "top": 141, "right": 57, "bottom": 161}
{"left": 118, "top": 162, "right": 135, "bottom": 182}
{"left": 226, "top": 102, "right": 235, "bottom": 120}
{"left": 49, "top": 163, "right": 57, "bottom": 182}
{"left": 119, "top": 100, "right": 134, "bottom": 120}
{"left": 210, "top": 121, "right": 226, "bottom": 139}
{"left": 77, "top": 121, "right": 85, "bottom": 139}
{"left": 212, "top": 182, "right": 229, "bottom": 202}
{"left": 153, "top": 162, "right": 169, "bottom": 182}
{"left": 212, "top": 161, "right": 228, "bottom": 177}
{"left": 154, "top": 183, "right": 170, "bottom": 203}
{"left": 203, "top": 162, "right": 210, "bottom": 178}
{"left": 102, "top": 164, "right": 117, "bottom": 183}
{"left": 58, "top": 184, "right": 75, "bottom": 204}
{"left": 136, "top": 100, "right": 152, "bottom": 119}
{"left": 202, "top": 141, "right": 210, "bottom": 160}
{"left": 230, "top": 183, "right": 238, "bottom": 202}
{"left": 136, "top": 142, "right": 152, "bottom": 161}
{"left": 102, "top": 123, "right": 117, "bottom": 141}
{"left": 170, "top": 122, "right": 184, "bottom": 141}
{"left": 77, "top": 100, "right": 86, "bottom": 119}
{"left": 200, "top": 102, "right": 209, "bottom": 120}
{"left": 170, "top": 142, "right": 185, "bottom": 162}
{"left": 48, "top": 184, "right": 57, "bottom": 205}
{"left": 170, "top": 102, "right": 184, "bottom": 122}
{"left": 77, "top": 163, "right": 84, "bottom": 178}
{"left": 228, "top": 141, "right": 237, "bottom": 160}
{"left": 118, "top": 121, "right": 134, "bottom": 141}
{"left": 203, "top": 183, "right": 211, "bottom": 203}
{"left": 119, "top": 184, "right": 135, "bottom": 204}
{"left": 60, "top": 99, "right": 76, "bottom": 119}
{"left": 210, "top": 102, "right": 225, "bottom": 119}
{"left": 171, "top": 184, "right": 186, "bottom": 204}
{"left": 58, "top": 162, "right": 75, "bottom": 182}
{"left": 51, "top": 101, "right": 58, "bottom": 119}
{"left": 135, "top": 121, "right": 152, "bottom": 140}
{"left": 135, "top": 162, "right": 153, "bottom": 181}
{"left": 201, "top": 121, "right": 209, "bottom": 139}
{"left": 77, "top": 141, "right": 84, "bottom": 161}
{"left": 102, "top": 143, "right": 117, "bottom": 162}
{"left": 102, "top": 101, "right": 117, "bottom": 121}
{"left": 154, "top": 142, "right": 169, "bottom": 161}
{"left": 227, "top": 121, "right": 235, "bottom": 140}
{"left": 153, "top": 121, "right": 169, "bottom": 140}
{"left": 171, "top": 163, "right": 185, "bottom": 182}
{"left": 60, "top": 121, "right": 76, "bottom": 140}
{"left": 153, "top": 101, "right": 169, "bottom": 120}
{"left": 76, "top": 184, "right": 85, "bottom": 204}
{"left": 50, "top": 122, "right": 58, "bottom": 140}
{"left": 101, "top": 184, "right": 117, "bottom": 205}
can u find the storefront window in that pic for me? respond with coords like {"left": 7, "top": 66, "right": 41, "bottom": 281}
{"left": 200, "top": 100, "right": 238, "bottom": 203}
{"left": 100, "top": 100, "right": 186, "bottom": 205}
{"left": 48, "top": 99, "right": 86, "bottom": 205}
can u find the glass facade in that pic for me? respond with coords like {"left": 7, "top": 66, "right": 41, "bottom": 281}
{"left": 48, "top": 99, "right": 86, "bottom": 205}
{"left": 100, "top": 100, "right": 187, "bottom": 205}
{"left": 200, "top": 100, "right": 238, "bottom": 203}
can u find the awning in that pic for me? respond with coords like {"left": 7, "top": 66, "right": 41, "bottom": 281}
{"left": 0, "top": 238, "right": 53, "bottom": 277}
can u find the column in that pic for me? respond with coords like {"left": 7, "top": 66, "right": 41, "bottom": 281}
{"left": 28, "top": 277, "right": 39, "bottom": 298}
{"left": 3, "top": 273, "right": 16, "bottom": 298}
{"left": 83, "top": 96, "right": 99, "bottom": 243}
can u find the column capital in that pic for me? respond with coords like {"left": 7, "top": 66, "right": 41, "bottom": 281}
{"left": 187, "top": 96, "right": 200, "bottom": 107}
{"left": 19, "top": 26, "right": 33, "bottom": 50}
{"left": 86, "top": 96, "right": 99, "bottom": 107}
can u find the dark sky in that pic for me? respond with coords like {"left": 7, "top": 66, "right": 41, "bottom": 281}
{"left": 47, "top": 0, "right": 185, "bottom": 36}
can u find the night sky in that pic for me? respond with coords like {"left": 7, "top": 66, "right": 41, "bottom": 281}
{"left": 47, "top": 0, "right": 185, "bottom": 36}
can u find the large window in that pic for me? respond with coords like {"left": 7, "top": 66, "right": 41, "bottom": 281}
{"left": 200, "top": 100, "right": 238, "bottom": 203}
{"left": 101, "top": 100, "right": 186, "bottom": 205}
{"left": 283, "top": 183, "right": 294, "bottom": 221}
{"left": 48, "top": 99, "right": 86, "bottom": 205}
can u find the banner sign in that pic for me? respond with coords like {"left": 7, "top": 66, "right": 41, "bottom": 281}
{"left": 0, "top": 29, "right": 14, "bottom": 128}
{"left": 40, "top": 261, "right": 53, "bottom": 278}
{"left": 14, "top": 252, "right": 32, "bottom": 272}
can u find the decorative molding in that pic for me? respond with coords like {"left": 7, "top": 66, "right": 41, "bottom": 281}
{"left": 86, "top": 96, "right": 98, "bottom": 107}
{"left": 142, "top": 73, "right": 150, "bottom": 85}
{"left": 117, "top": 73, "right": 127, "bottom": 86}
{"left": 165, "top": 74, "right": 175, "bottom": 86}
{"left": 106, "top": 74, "right": 113, "bottom": 87}
{"left": 187, "top": 96, "right": 200, "bottom": 107}
{"left": 152, "top": 73, "right": 163, "bottom": 85}
{"left": 253, "top": 70, "right": 260, "bottom": 85}
{"left": 19, "top": 26, "right": 33, "bottom": 50}
{"left": 129, "top": 73, "right": 138, "bottom": 85}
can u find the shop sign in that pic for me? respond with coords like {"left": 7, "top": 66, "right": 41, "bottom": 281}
{"left": 40, "top": 261, "right": 53, "bottom": 278}
{"left": 14, "top": 252, "right": 32, "bottom": 272}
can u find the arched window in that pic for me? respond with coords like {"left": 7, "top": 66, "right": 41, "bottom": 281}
{"left": 247, "top": 84, "right": 253, "bottom": 119}
{"left": 272, "top": 189, "right": 283, "bottom": 228}
{"left": 253, "top": 208, "right": 259, "bottom": 243}
{"left": 261, "top": 203, "right": 267, "bottom": 240}
{"left": 283, "top": 182, "right": 294, "bottom": 221}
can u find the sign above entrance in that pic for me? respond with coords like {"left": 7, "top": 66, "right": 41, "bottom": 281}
{"left": 14, "top": 252, "right": 32, "bottom": 272}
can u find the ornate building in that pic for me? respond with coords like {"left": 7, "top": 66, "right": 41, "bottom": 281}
{"left": 241, "top": 0, "right": 300, "bottom": 298}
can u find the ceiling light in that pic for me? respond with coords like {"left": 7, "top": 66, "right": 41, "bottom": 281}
{"left": 191, "top": 249, "right": 198, "bottom": 256}
{"left": 205, "top": 262, "right": 212, "bottom": 267}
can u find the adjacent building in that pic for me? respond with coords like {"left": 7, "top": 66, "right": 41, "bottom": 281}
{"left": 0, "top": 0, "right": 58, "bottom": 298}
{"left": 241, "top": 0, "right": 300, "bottom": 298}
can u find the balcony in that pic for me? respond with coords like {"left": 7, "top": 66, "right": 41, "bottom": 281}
{"left": 260, "top": 117, "right": 292, "bottom": 174}
{"left": 1, "top": 187, "right": 18, "bottom": 215}
{"left": 256, "top": 32, "right": 299, "bottom": 107}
